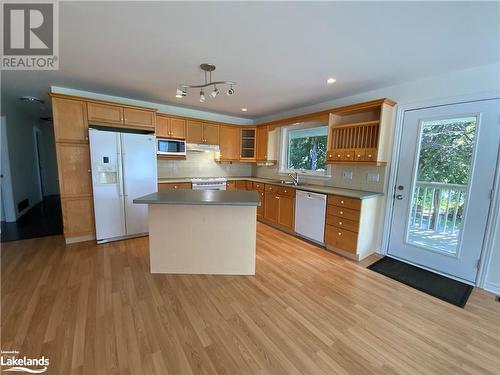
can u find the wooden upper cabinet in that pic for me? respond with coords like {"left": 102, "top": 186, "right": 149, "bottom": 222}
{"left": 123, "top": 108, "right": 154, "bottom": 129}
{"left": 187, "top": 120, "right": 203, "bottom": 143}
{"left": 219, "top": 125, "right": 240, "bottom": 161}
{"left": 87, "top": 102, "right": 123, "bottom": 125}
{"left": 87, "top": 102, "right": 155, "bottom": 130}
{"left": 255, "top": 126, "right": 268, "bottom": 161}
{"left": 170, "top": 118, "right": 186, "bottom": 139}
{"left": 52, "top": 97, "right": 88, "bottom": 142}
{"left": 240, "top": 128, "right": 256, "bottom": 160}
{"left": 203, "top": 123, "right": 219, "bottom": 145}
{"left": 187, "top": 121, "right": 219, "bottom": 145}
{"left": 156, "top": 116, "right": 170, "bottom": 138}
{"left": 56, "top": 143, "right": 92, "bottom": 196}
{"left": 156, "top": 116, "right": 186, "bottom": 139}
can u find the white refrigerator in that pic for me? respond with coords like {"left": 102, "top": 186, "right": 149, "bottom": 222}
{"left": 89, "top": 128, "right": 157, "bottom": 243}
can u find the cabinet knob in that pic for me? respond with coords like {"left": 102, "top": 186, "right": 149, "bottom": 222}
{"left": 339, "top": 221, "right": 343, "bottom": 225}
{"left": 340, "top": 211, "right": 344, "bottom": 215}
{"left": 368, "top": 154, "right": 372, "bottom": 158}
{"left": 275, "top": 196, "right": 279, "bottom": 200}
{"left": 338, "top": 232, "right": 342, "bottom": 236}
{"left": 340, "top": 200, "right": 344, "bottom": 204}
{"left": 174, "top": 186, "right": 178, "bottom": 189}
{"left": 357, "top": 154, "right": 361, "bottom": 158}
{"left": 87, "top": 169, "right": 91, "bottom": 173}
{"left": 337, "top": 154, "right": 341, "bottom": 158}
{"left": 85, "top": 136, "right": 89, "bottom": 140}
{"left": 124, "top": 118, "right": 127, "bottom": 122}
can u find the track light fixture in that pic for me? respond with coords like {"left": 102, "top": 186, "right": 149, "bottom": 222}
{"left": 175, "top": 63, "right": 236, "bottom": 102}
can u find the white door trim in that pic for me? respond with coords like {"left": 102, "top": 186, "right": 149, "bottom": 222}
{"left": 381, "top": 90, "right": 500, "bottom": 288}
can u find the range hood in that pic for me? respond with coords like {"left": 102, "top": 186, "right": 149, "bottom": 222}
{"left": 186, "top": 143, "right": 220, "bottom": 153}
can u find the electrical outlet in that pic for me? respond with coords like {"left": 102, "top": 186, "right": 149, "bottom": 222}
{"left": 367, "top": 173, "right": 380, "bottom": 183}
{"left": 343, "top": 171, "right": 353, "bottom": 180}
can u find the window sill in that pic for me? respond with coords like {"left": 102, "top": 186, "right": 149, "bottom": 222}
{"left": 278, "top": 170, "right": 331, "bottom": 180}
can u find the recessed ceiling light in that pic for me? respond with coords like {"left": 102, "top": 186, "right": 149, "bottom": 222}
{"left": 241, "top": 108, "right": 248, "bottom": 112}
{"left": 327, "top": 77, "right": 336, "bottom": 84}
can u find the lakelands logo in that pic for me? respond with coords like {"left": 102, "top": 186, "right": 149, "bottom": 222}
{"left": 1, "top": 1, "right": 59, "bottom": 70}
{"left": 0, "top": 351, "right": 49, "bottom": 373}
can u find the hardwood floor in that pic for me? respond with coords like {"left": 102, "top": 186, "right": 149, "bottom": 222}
{"left": 1, "top": 222, "right": 499, "bottom": 374}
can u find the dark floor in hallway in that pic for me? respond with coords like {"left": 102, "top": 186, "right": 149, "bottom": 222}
{"left": 1, "top": 195, "right": 63, "bottom": 242}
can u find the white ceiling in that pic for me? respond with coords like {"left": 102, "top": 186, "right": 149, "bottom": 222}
{"left": 1, "top": 1, "right": 499, "bottom": 120}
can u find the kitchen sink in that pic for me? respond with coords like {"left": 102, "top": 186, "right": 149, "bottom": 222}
{"left": 279, "top": 180, "right": 298, "bottom": 186}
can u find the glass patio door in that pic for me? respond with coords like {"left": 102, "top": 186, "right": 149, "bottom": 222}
{"left": 388, "top": 99, "right": 499, "bottom": 282}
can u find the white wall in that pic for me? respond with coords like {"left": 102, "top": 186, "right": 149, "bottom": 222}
{"left": 256, "top": 63, "right": 500, "bottom": 123}
{"left": 485, "top": 209, "right": 500, "bottom": 294}
{"left": 51, "top": 86, "right": 254, "bottom": 126}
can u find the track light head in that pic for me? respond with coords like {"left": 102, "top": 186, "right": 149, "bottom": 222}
{"left": 199, "top": 89, "right": 206, "bottom": 103}
{"left": 226, "top": 86, "right": 235, "bottom": 96}
{"left": 210, "top": 86, "right": 219, "bottom": 98}
{"left": 176, "top": 87, "right": 187, "bottom": 98}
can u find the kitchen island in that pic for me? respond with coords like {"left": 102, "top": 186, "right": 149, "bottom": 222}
{"left": 134, "top": 190, "right": 260, "bottom": 275}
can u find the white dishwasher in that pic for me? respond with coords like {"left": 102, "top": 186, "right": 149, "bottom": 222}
{"left": 294, "top": 190, "right": 327, "bottom": 244}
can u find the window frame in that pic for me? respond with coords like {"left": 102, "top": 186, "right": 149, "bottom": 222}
{"left": 279, "top": 122, "right": 331, "bottom": 178}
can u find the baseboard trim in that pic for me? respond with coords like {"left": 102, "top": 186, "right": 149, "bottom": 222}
{"left": 65, "top": 234, "right": 95, "bottom": 244}
{"left": 325, "top": 245, "right": 360, "bottom": 261}
{"left": 484, "top": 281, "right": 500, "bottom": 295}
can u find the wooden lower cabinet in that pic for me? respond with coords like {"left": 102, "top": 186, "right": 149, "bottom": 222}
{"left": 263, "top": 185, "right": 295, "bottom": 230}
{"left": 264, "top": 191, "right": 279, "bottom": 223}
{"left": 257, "top": 191, "right": 265, "bottom": 218}
{"left": 235, "top": 181, "right": 247, "bottom": 190}
{"left": 277, "top": 195, "right": 294, "bottom": 229}
{"left": 158, "top": 182, "right": 191, "bottom": 191}
{"left": 324, "top": 194, "right": 381, "bottom": 260}
{"left": 61, "top": 196, "right": 95, "bottom": 239}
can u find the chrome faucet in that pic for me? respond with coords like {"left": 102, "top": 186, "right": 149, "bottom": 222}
{"left": 288, "top": 172, "right": 299, "bottom": 186}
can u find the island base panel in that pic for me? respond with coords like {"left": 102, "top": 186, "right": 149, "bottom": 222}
{"left": 148, "top": 204, "right": 256, "bottom": 275}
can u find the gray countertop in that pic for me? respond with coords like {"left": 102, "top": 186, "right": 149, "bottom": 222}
{"left": 157, "top": 177, "right": 383, "bottom": 200}
{"left": 134, "top": 190, "right": 261, "bottom": 206}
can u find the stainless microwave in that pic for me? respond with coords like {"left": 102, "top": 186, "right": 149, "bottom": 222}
{"left": 157, "top": 138, "right": 186, "bottom": 156}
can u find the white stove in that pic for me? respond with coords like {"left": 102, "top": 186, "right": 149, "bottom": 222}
{"left": 191, "top": 177, "right": 227, "bottom": 190}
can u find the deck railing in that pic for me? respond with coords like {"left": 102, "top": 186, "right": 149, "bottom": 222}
{"left": 409, "top": 181, "right": 467, "bottom": 234}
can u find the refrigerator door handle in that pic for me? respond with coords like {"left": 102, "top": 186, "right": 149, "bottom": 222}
{"left": 117, "top": 150, "right": 124, "bottom": 197}
{"left": 120, "top": 136, "right": 128, "bottom": 197}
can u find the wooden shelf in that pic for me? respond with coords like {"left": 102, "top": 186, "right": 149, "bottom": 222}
{"left": 332, "top": 120, "right": 380, "bottom": 129}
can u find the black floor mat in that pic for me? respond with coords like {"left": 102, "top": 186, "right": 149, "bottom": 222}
{"left": 368, "top": 256, "right": 473, "bottom": 308}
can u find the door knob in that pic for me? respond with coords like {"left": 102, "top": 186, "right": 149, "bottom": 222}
{"left": 396, "top": 194, "right": 403, "bottom": 200}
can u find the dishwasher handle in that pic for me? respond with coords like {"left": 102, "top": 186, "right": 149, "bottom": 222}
{"left": 296, "top": 190, "right": 327, "bottom": 201}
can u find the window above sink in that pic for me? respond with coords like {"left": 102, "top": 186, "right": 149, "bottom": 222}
{"left": 279, "top": 121, "right": 331, "bottom": 178}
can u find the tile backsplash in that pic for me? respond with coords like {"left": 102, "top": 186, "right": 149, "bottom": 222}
{"left": 252, "top": 164, "right": 386, "bottom": 193}
{"left": 158, "top": 151, "right": 252, "bottom": 178}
